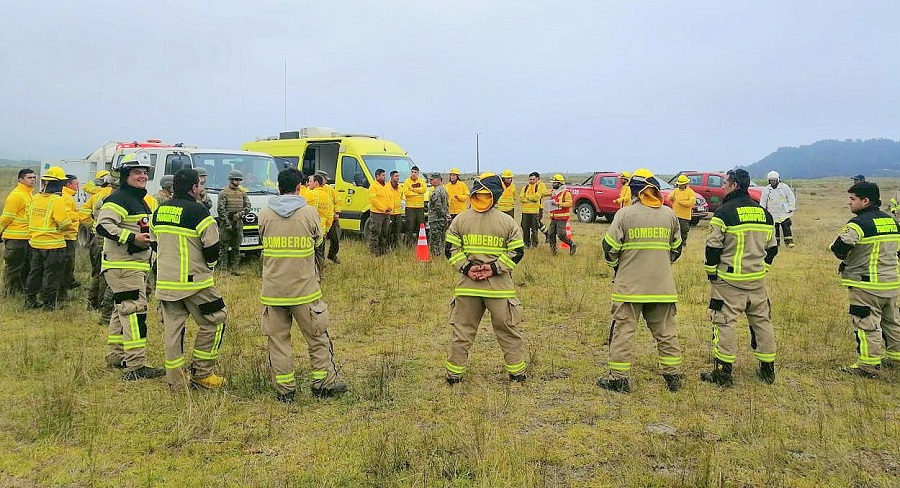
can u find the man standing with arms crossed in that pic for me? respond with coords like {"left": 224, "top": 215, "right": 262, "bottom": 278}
{"left": 668, "top": 174, "right": 696, "bottom": 247}
{"left": 95, "top": 151, "right": 164, "bottom": 379}
{"left": 701, "top": 169, "right": 779, "bottom": 387}
{"left": 0, "top": 168, "right": 36, "bottom": 296}
{"left": 152, "top": 169, "right": 227, "bottom": 390}
{"left": 444, "top": 173, "right": 527, "bottom": 384}
{"left": 403, "top": 165, "right": 427, "bottom": 246}
{"left": 831, "top": 181, "right": 900, "bottom": 376}
{"left": 599, "top": 169, "right": 683, "bottom": 393}
{"left": 259, "top": 168, "right": 346, "bottom": 402}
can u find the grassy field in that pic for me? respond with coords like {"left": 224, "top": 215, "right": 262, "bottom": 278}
{"left": 0, "top": 168, "right": 899, "bottom": 487}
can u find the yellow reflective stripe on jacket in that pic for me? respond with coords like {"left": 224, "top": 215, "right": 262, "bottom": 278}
{"left": 102, "top": 259, "right": 151, "bottom": 271}
{"left": 604, "top": 233, "right": 623, "bottom": 251}
{"left": 845, "top": 222, "right": 864, "bottom": 238}
{"left": 118, "top": 229, "right": 132, "bottom": 244}
{"left": 152, "top": 224, "right": 200, "bottom": 238}
{"left": 445, "top": 234, "right": 462, "bottom": 246}
{"left": 497, "top": 254, "right": 517, "bottom": 270}
{"left": 840, "top": 279, "right": 900, "bottom": 290}
{"left": 448, "top": 252, "right": 466, "bottom": 265}
{"left": 610, "top": 293, "right": 678, "bottom": 303}
{"left": 868, "top": 242, "right": 880, "bottom": 283}
{"left": 101, "top": 201, "right": 128, "bottom": 217}
{"left": 262, "top": 248, "right": 315, "bottom": 258}
{"left": 156, "top": 278, "right": 215, "bottom": 291}
{"left": 463, "top": 245, "right": 506, "bottom": 254}
{"left": 196, "top": 216, "right": 216, "bottom": 233}
{"left": 709, "top": 217, "right": 726, "bottom": 229}
{"left": 671, "top": 237, "right": 683, "bottom": 249}
{"left": 122, "top": 214, "right": 149, "bottom": 223}
{"left": 260, "top": 289, "right": 323, "bottom": 306}
{"left": 725, "top": 223, "right": 774, "bottom": 235}
{"left": 454, "top": 287, "right": 516, "bottom": 298}
{"left": 508, "top": 239, "right": 525, "bottom": 250}
{"left": 857, "top": 234, "right": 900, "bottom": 244}
{"left": 620, "top": 242, "right": 671, "bottom": 251}
{"left": 179, "top": 235, "right": 189, "bottom": 282}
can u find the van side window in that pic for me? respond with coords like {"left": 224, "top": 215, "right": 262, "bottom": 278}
{"left": 341, "top": 156, "right": 368, "bottom": 188}
{"left": 165, "top": 154, "right": 191, "bottom": 175}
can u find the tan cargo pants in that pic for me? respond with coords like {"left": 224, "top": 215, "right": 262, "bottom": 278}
{"left": 159, "top": 287, "right": 228, "bottom": 387}
{"left": 261, "top": 300, "right": 336, "bottom": 394}
{"left": 445, "top": 296, "right": 526, "bottom": 378}
{"left": 105, "top": 268, "right": 150, "bottom": 372}
{"left": 607, "top": 302, "right": 683, "bottom": 379}
{"left": 848, "top": 288, "right": 900, "bottom": 370}
{"left": 708, "top": 280, "right": 776, "bottom": 365}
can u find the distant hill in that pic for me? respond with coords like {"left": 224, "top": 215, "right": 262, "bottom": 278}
{"left": 744, "top": 138, "right": 900, "bottom": 179}
{"left": 0, "top": 159, "right": 41, "bottom": 168}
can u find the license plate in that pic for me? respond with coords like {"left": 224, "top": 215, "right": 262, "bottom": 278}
{"left": 241, "top": 236, "right": 260, "bottom": 246}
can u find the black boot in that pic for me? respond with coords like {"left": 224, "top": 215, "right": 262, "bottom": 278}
{"left": 700, "top": 358, "right": 734, "bottom": 387}
{"left": 25, "top": 295, "right": 41, "bottom": 309}
{"left": 663, "top": 374, "right": 683, "bottom": 392}
{"left": 509, "top": 372, "right": 527, "bottom": 383}
{"left": 312, "top": 382, "right": 347, "bottom": 398}
{"left": 757, "top": 361, "right": 775, "bottom": 384}
{"left": 275, "top": 391, "right": 296, "bottom": 403}
{"left": 123, "top": 365, "right": 165, "bottom": 381}
{"left": 597, "top": 377, "right": 630, "bottom": 393}
{"left": 446, "top": 375, "right": 462, "bottom": 386}
{"left": 569, "top": 242, "right": 578, "bottom": 255}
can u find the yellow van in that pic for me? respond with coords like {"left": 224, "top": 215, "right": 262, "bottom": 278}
{"left": 242, "top": 127, "right": 418, "bottom": 232}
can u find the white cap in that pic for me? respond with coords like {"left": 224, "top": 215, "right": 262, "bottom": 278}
{"left": 766, "top": 171, "right": 780, "bottom": 180}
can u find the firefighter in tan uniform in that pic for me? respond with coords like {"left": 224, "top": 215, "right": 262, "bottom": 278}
{"left": 216, "top": 169, "right": 251, "bottom": 275}
{"left": 444, "top": 173, "right": 527, "bottom": 384}
{"left": 259, "top": 168, "right": 346, "bottom": 402}
{"left": 82, "top": 174, "right": 114, "bottom": 311}
{"left": 830, "top": 182, "right": 900, "bottom": 376}
{"left": 95, "top": 151, "right": 165, "bottom": 380}
{"left": 151, "top": 169, "right": 228, "bottom": 389}
{"left": 599, "top": 169, "right": 684, "bottom": 393}
{"left": 701, "top": 169, "right": 779, "bottom": 387}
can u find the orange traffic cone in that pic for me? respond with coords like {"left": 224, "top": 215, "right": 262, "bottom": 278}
{"left": 560, "top": 221, "right": 573, "bottom": 250}
{"left": 416, "top": 223, "right": 430, "bottom": 262}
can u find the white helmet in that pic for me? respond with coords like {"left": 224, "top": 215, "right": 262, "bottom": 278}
{"left": 766, "top": 171, "right": 780, "bottom": 180}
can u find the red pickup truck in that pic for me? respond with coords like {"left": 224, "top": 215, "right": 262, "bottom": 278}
{"left": 668, "top": 171, "right": 762, "bottom": 212}
{"left": 569, "top": 172, "right": 709, "bottom": 224}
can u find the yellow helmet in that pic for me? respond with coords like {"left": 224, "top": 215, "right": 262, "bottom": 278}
{"left": 620, "top": 171, "right": 631, "bottom": 178}
{"left": 96, "top": 170, "right": 110, "bottom": 179}
{"left": 630, "top": 168, "right": 660, "bottom": 189}
{"left": 449, "top": 167, "right": 461, "bottom": 175}
{"left": 41, "top": 166, "right": 66, "bottom": 181}
{"left": 501, "top": 169, "right": 514, "bottom": 178}
{"left": 675, "top": 174, "right": 690, "bottom": 185}
{"left": 551, "top": 173, "right": 565, "bottom": 183}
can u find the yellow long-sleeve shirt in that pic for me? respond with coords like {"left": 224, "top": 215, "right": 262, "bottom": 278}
{"left": 313, "top": 186, "right": 334, "bottom": 231}
{"left": 498, "top": 182, "right": 517, "bottom": 212}
{"left": 402, "top": 177, "right": 427, "bottom": 208}
{"left": 61, "top": 186, "right": 89, "bottom": 241}
{"left": 519, "top": 181, "right": 549, "bottom": 215}
{"left": 389, "top": 183, "right": 403, "bottom": 215}
{"left": 447, "top": 180, "right": 469, "bottom": 215}
{"left": 323, "top": 183, "right": 342, "bottom": 214}
{"left": 29, "top": 192, "right": 73, "bottom": 250}
{"left": 0, "top": 183, "right": 34, "bottom": 240}
{"left": 80, "top": 186, "right": 112, "bottom": 228}
{"left": 615, "top": 186, "right": 632, "bottom": 208}
{"left": 369, "top": 181, "right": 393, "bottom": 214}
{"left": 668, "top": 187, "right": 696, "bottom": 220}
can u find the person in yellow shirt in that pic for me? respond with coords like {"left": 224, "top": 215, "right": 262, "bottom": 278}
{"left": 519, "top": 172, "right": 550, "bottom": 248}
{"left": 316, "top": 170, "right": 342, "bottom": 264}
{"left": 403, "top": 165, "right": 427, "bottom": 245}
{"left": 668, "top": 174, "right": 696, "bottom": 247}
{"left": 387, "top": 170, "right": 404, "bottom": 248}
{"left": 308, "top": 173, "right": 334, "bottom": 275}
{"left": 367, "top": 168, "right": 393, "bottom": 255}
{"left": 1, "top": 168, "right": 36, "bottom": 295}
{"left": 81, "top": 170, "right": 110, "bottom": 195}
{"left": 446, "top": 168, "right": 469, "bottom": 220}
{"left": 497, "top": 169, "right": 517, "bottom": 219}
{"left": 83, "top": 175, "right": 114, "bottom": 310}
{"left": 26, "top": 167, "right": 73, "bottom": 310}
{"left": 61, "top": 174, "right": 89, "bottom": 295}
{"left": 614, "top": 171, "right": 632, "bottom": 208}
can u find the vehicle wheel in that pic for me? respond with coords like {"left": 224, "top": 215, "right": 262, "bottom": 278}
{"left": 602, "top": 213, "right": 616, "bottom": 223}
{"left": 690, "top": 217, "right": 700, "bottom": 226}
{"left": 575, "top": 202, "right": 597, "bottom": 223}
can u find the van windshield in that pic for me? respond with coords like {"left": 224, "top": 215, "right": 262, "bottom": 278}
{"left": 194, "top": 153, "right": 279, "bottom": 194}
{"left": 361, "top": 155, "right": 416, "bottom": 181}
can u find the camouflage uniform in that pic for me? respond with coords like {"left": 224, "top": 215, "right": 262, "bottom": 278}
{"left": 428, "top": 176, "right": 450, "bottom": 257}
{"left": 217, "top": 186, "right": 251, "bottom": 271}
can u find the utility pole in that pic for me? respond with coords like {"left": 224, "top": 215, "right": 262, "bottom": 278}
{"left": 283, "top": 59, "right": 288, "bottom": 130}
{"left": 475, "top": 132, "right": 480, "bottom": 175}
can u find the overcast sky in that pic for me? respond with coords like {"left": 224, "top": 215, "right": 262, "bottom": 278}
{"left": 1, "top": 1, "right": 898, "bottom": 174}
